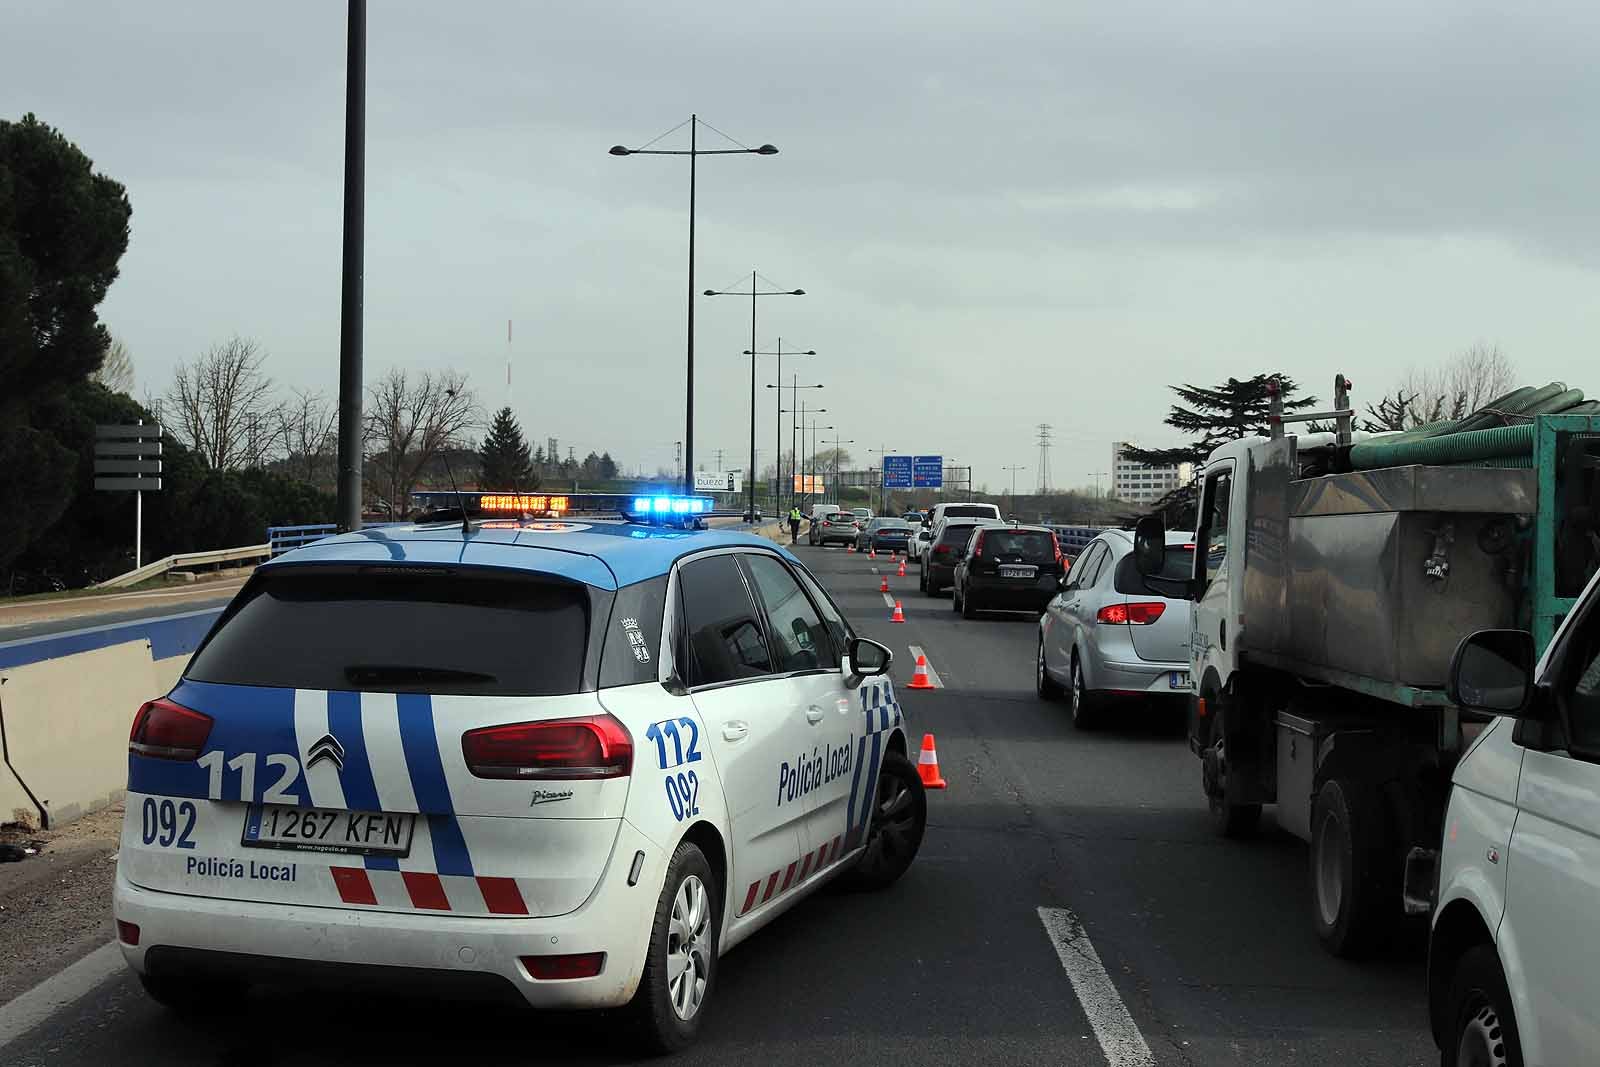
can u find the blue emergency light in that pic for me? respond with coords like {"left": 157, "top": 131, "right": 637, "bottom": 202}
{"left": 624, "top": 495, "right": 712, "bottom": 526}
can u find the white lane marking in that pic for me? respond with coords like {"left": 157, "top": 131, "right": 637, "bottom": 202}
{"left": 1036, "top": 906, "right": 1155, "bottom": 1067}
{"left": 881, "top": 592, "right": 896, "bottom": 609}
{"left": 0, "top": 941, "right": 124, "bottom": 1051}
{"left": 906, "top": 644, "right": 944, "bottom": 688}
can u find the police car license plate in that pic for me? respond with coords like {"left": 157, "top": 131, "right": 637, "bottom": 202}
{"left": 241, "top": 804, "right": 415, "bottom": 857}
{"left": 1169, "top": 671, "right": 1191, "bottom": 690}
{"left": 999, "top": 565, "right": 1036, "bottom": 578}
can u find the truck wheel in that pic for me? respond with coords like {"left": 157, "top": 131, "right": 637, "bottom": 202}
{"left": 1442, "top": 945, "right": 1522, "bottom": 1067}
{"left": 1309, "top": 776, "right": 1394, "bottom": 958}
{"left": 1204, "top": 707, "right": 1261, "bottom": 838}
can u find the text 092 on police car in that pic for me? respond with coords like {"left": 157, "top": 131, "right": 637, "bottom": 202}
{"left": 113, "top": 498, "right": 929, "bottom": 1053}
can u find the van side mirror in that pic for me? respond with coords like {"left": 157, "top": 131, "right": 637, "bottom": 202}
{"left": 1448, "top": 629, "right": 1537, "bottom": 716}
{"left": 1133, "top": 514, "right": 1167, "bottom": 576}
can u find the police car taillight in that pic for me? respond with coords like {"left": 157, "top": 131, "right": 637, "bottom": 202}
{"left": 462, "top": 714, "right": 633, "bottom": 780}
{"left": 128, "top": 698, "right": 213, "bottom": 760}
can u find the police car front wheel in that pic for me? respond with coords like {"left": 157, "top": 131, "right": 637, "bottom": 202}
{"left": 845, "top": 750, "right": 927, "bottom": 891}
{"left": 630, "top": 840, "right": 719, "bottom": 1053}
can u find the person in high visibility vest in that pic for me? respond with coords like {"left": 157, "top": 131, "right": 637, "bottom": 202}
{"left": 788, "top": 506, "right": 802, "bottom": 543}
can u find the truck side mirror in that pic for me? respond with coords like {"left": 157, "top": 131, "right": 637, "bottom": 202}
{"left": 1133, "top": 514, "right": 1167, "bottom": 576}
{"left": 1447, "top": 629, "right": 1537, "bottom": 717}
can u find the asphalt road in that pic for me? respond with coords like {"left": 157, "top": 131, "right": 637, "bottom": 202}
{"left": 0, "top": 540, "right": 1436, "bottom": 1066}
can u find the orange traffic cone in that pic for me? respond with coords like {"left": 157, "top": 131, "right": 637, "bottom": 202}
{"left": 908, "top": 654, "right": 935, "bottom": 690}
{"left": 879, "top": 575, "right": 890, "bottom": 593}
{"left": 897, "top": 559, "right": 907, "bottom": 577}
{"left": 890, "top": 600, "right": 905, "bottom": 623}
{"left": 869, "top": 547, "right": 876, "bottom": 560}
{"left": 917, "top": 733, "right": 947, "bottom": 789}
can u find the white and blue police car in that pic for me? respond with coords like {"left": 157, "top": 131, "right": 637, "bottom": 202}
{"left": 113, "top": 498, "right": 925, "bottom": 1052}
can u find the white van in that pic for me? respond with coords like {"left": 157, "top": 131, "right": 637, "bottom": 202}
{"left": 912, "top": 502, "right": 1003, "bottom": 563}
{"left": 1415, "top": 566, "right": 1600, "bottom": 1065}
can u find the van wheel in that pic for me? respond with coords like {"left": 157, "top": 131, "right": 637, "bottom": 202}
{"left": 844, "top": 751, "right": 927, "bottom": 890}
{"left": 1309, "top": 776, "right": 1393, "bottom": 958}
{"left": 1443, "top": 945, "right": 1522, "bottom": 1067}
{"left": 138, "top": 973, "right": 247, "bottom": 1016}
{"left": 629, "top": 841, "right": 719, "bottom": 1053}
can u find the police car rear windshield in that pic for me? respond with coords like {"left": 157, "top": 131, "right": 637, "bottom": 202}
{"left": 186, "top": 567, "right": 589, "bottom": 696}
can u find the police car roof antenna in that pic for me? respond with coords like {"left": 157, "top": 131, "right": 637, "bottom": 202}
{"left": 440, "top": 389, "right": 471, "bottom": 535}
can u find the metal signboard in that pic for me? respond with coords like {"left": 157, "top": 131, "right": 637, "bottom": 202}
{"left": 94, "top": 423, "right": 162, "bottom": 567}
{"left": 792, "top": 474, "right": 826, "bottom": 494}
{"left": 882, "top": 454, "right": 913, "bottom": 489}
{"left": 693, "top": 470, "right": 742, "bottom": 493}
{"left": 913, "top": 455, "right": 944, "bottom": 488}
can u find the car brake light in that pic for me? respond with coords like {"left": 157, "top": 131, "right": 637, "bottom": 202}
{"left": 1096, "top": 602, "right": 1167, "bottom": 625}
{"left": 521, "top": 952, "right": 606, "bottom": 980}
{"left": 462, "top": 715, "right": 633, "bottom": 780}
{"left": 129, "top": 698, "right": 213, "bottom": 760}
{"left": 971, "top": 531, "right": 986, "bottom": 557}
{"left": 933, "top": 543, "right": 950, "bottom": 556}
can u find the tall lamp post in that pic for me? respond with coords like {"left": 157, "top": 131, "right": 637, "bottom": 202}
{"left": 610, "top": 117, "right": 779, "bottom": 493}
{"left": 747, "top": 339, "right": 816, "bottom": 515}
{"left": 824, "top": 432, "right": 854, "bottom": 506}
{"left": 334, "top": 0, "right": 366, "bottom": 532}
{"left": 807, "top": 420, "right": 835, "bottom": 510}
{"left": 705, "top": 274, "right": 804, "bottom": 521}
{"left": 868, "top": 445, "right": 897, "bottom": 515}
{"left": 767, "top": 376, "right": 823, "bottom": 512}
{"left": 1002, "top": 464, "right": 1027, "bottom": 519}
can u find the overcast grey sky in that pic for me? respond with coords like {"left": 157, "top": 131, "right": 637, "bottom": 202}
{"left": 8, "top": 1, "right": 1600, "bottom": 491}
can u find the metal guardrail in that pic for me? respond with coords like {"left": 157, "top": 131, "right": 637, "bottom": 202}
{"left": 268, "top": 523, "right": 337, "bottom": 556}
{"left": 95, "top": 543, "right": 272, "bottom": 589}
{"left": 1046, "top": 525, "right": 1109, "bottom": 557}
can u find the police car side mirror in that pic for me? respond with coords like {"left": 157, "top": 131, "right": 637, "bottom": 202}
{"left": 845, "top": 637, "right": 892, "bottom": 686}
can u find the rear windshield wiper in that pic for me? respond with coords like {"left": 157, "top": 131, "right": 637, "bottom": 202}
{"left": 343, "top": 665, "right": 498, "bottom": 687}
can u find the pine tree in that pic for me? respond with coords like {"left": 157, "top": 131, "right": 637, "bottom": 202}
{"left": 598, "top": 451, "right": 618, "bottom": 480}
{"left": 478, "top": 407, "right": 536, "bottom": 490}
{"left": 1121, "top": 373, "right": 1318, "bottom": 468}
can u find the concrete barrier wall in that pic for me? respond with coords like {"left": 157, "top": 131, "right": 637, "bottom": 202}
{"left": 0, "top": 609, "right": 222, "bottom": 829}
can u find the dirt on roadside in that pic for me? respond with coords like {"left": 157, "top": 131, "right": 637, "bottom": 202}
{"left": 0, "top": 803, "right": 123, "bottom": 1006}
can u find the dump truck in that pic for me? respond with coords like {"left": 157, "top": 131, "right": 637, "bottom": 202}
{"left": 1133, "top": 375, "right": 1600, "bottom": 956}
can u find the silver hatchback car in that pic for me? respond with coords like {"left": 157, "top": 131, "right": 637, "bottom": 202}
{"left": 1036, "top": 528, "right": 1195, "bottom": 728}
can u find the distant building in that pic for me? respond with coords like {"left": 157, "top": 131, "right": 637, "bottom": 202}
{"left": 1111, "top": 442, "right": 1192, "bottom": 505}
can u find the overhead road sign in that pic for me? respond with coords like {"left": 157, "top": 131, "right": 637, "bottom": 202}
{"left": 882, "top": 455, "right": 913, "bottom": 489}
{"left": 913, "top": 455, "right": 943, "bottom": 488}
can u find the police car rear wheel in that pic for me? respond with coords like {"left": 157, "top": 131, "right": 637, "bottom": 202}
{"left": 846, "top": 751, "right": 927, "bottom": 890}
{"left": 630, "top": 841, "right": 719, "bottom": 1053}
{"left": 138, "top": 972, "right": 246, "bottom": 1016}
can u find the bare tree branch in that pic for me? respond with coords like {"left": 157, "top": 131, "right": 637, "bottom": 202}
{"left": 92, "top": 334, "right": 135, "bottom": 394}
{"left": 1398, "top": 343, "right": 1515, "bottom": 426}
{"left": 276, "top": 388, "right": 338, "bottom": 488}
{"left": 163, "top": 336, "right": 276, "bottom": 470}
{"left": 363, "top": 368, "right": 477, "bottom": 515}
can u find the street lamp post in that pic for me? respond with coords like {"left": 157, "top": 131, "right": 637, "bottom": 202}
{"left": 807, "top": 420, "right": 835, "bottom": 510}
{"left": 825, "top": 432, "right": 854, "bottom": 505}
{"left": 1002, "top": 464, "right": 1026, "bottom": 519}
{"left": 868, "top": 445, "right": 897, "bottom": 515}
{"left": 748, "top": 340, "right": 816, "bottom": 515}
{"left": 768, "top": 375, "right": 822, "bottom": 511}
{"left": 334, "top": 0, "right": 366, "bottom": 532}
{"left": 610, "top": 117, "right": 778, "bottom": 493}
{"left": 705, "top": 274, "right": 804, "bottom": 521}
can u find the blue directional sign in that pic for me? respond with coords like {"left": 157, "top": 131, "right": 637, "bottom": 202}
{"left": 882, "top": 454, "right": 913, "bottom": 489}
{"left": 913, "top": 455, "right": 943, "bottom": 488}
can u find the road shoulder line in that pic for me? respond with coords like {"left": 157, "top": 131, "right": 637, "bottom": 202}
{"left": 0, "top": 941, "right": 122, "bottom": 1051}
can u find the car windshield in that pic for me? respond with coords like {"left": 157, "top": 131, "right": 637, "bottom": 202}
{"left": 944, "top": 505, "right": 997, "bottom": 519}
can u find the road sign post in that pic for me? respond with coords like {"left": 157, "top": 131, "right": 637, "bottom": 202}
{"left": 95, "top": 423, "right": 163, "bottom": 568}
